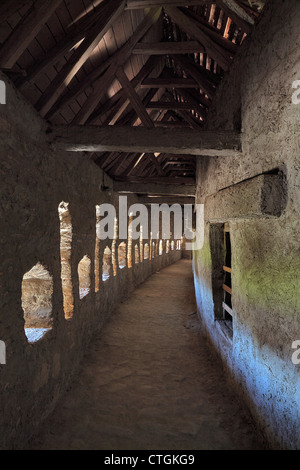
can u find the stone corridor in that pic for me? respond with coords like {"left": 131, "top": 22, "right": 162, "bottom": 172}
{"left": 28, "top": 260, "right": 265, "bottom": 450}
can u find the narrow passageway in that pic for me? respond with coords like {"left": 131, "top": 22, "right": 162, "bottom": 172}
{"left": 29, "top": 260, "right": 264, "bottom": 450}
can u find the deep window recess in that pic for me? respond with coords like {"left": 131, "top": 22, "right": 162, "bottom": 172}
{"left": 222, "top": 223, "right": 233, "bottom": 321}
{"left": 209, "top": 223, "right": 233, "bottom": 343}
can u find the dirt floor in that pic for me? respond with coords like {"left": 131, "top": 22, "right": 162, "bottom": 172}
{"left": 28, "top": 259, "right": 266, "bottom": 450}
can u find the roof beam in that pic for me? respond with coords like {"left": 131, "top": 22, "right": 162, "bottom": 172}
{"left": 114, "top": 181, "right": 195, "bottom": 196}
{"left": 0, "top": 0, "right": 63, "bottom": 69}
{"left": 49, "top": 125, "right": 242, "bottom": 157}
{"left": 170, "top": 55, "right": 217, "bottom": 99}
{"left": 146, "top": 100, "right": 204, "bottom": 117}
{"left": 141, "top": 77, "right": 200, "bottom": 89}
{"left": 137, "top": 196, "right": 195, "bottom": 205}
{"left": 216, "top": 0, "right": 255, "bottom": 31}
{"left": 71, "top": 7, "right": 162, "bottom": 125}
{"left": 45, "top": 9, "right": 161, "bottom": 121}
{"left": 35, "top": 0, "right": 126, "bottom": 118}
{"left": 126, "top": 0, "right": 206, "bottom": 8}
{"left": 132, "top": 41, "right": 205, "bottom": 55}
{"left": 17, "top": 0, "right": 116, "bottom": 89}
{"left": 115, "top": 67, "right": 154, "bottom": 128}
{"left": 165, "top": 6, "right": 232, "bottom": 71}
{"left": 88, "top": 55, "right": 160, "bottom": 124}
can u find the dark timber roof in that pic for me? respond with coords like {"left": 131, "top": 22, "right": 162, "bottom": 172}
{"left": 0, "top": 0, "right": 266, "bottom": 185}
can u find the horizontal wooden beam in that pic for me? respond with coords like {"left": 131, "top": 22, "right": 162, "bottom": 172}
{"left": 146, "top": 101, "right": 200, "bottom": 111}
{"left": 126, "top": 0, "right": 206, "bottom": 8}
{"left": 114, "top": 181, "right": 196, "bottom": 196}
{"left": 132, "top": 41, "right": 205, "bottom": 55}
{"left": 137, "top": 196, "right": 195, "bottom": 205}
{"left": 49, "top": 125, "right": 242, "bottom": 157}
{"left": 141, "top": 77, "right": 199, "bottom": 88}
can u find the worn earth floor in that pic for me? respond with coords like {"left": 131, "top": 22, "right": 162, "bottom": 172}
{"left": 28, "top": 259, "right": 266, "bottom": 450}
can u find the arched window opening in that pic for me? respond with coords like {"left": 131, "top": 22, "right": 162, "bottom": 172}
{"left": 103, "top": 246, "right": 112, "bottom": 281}
{"left": 159, "top": 240, "right": 163, "bottom": 255}
{"left": 78, "top": 255, "right": 91, "bottom": 299}
{"left": 118, "top": 242, "right": 127, "bottom": 269}
{"left": 144, "top": 243, "right": 149, "bottom": 260}
{"left": 166, "top": 240, "right": 170, "bottom": 254}
{"left": 22, "top": 262, "right": 53, "bottom": 343}
{"left": 135, "top": 245, "right": 139, "bottom": 264}
{"left": 152, "top": 242, "right": 155, "bottom": 258}
{"left": 171, "top": 240, "right": 175, "bottom": 251}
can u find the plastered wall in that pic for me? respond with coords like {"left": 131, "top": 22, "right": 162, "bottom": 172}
{"left": 193, "top": 0, "right": 300, "bottom": 449}
{"left": 0, "top": 72, "right": 182, "bottom": 449}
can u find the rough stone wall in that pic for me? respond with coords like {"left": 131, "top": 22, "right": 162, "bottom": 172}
{"left": 0, "top": 73, "right": 182, "bottom": 449}
{"left": 193, "top": 0, "right": 300, "bottom": 449}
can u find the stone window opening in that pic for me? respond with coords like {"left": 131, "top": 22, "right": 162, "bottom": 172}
{"left": 103, "top": 246, "right": 112, "bottom": 281}
{"left": 135, "top": 245, "right": 139, "bottom": 264}
{"left": 58, "top": 201, "right": 74, "bottom": 319}
{"left": 159, "top": 240, "right": 163, "bottom": 255}
{"left": 78, "top": 255, "right": 91, "bottom": 299}
{"left": 166, "top": 240, "right": 170, "bottom": 254}
{"left": 118, "top": 242, "right": 127, "bottom": 269}
{"left": 144, "top": 243, "right": 149, "bottom": 260}
{"left": 22, "top": 262, "right": 53, "bottom": 343}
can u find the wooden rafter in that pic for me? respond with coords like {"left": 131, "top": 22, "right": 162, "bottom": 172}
{"left": 0, "top": 0, "right": 63, "bottom": 69}
{"left": 115, "top": 67, "right": 154, "bottom": 128}
{"left": 71, "top": 7, "right": 162, "bottom": 125}
{"left": 88, "top": 55, "right": 160, "bottom": 125}
{"left": 35, "top": 0, "right": 126, "bottom": 118}
{"left": 164, "top": 6, "right": 233, "bottom": 71}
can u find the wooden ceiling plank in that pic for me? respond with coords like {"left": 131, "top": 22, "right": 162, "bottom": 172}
{"left": 0, "top": 0, "right": 63, "bottom": 69}
{"left": 0, "top": 0, "right": 32, "bottom": 22}
{"left": 71, "top": 7, "right": 162, "bottom": 125}
{"left": 49, "top": 125, "right": 242, "bottom": 157}
{"left": 35, "top": 0, "right": 127, "bottom": 118}
{"left": 164, "top": 6, "right": 232, "bottom": 71}
{"left": 17, "top": 1, "right": 116, "bottom": 89}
